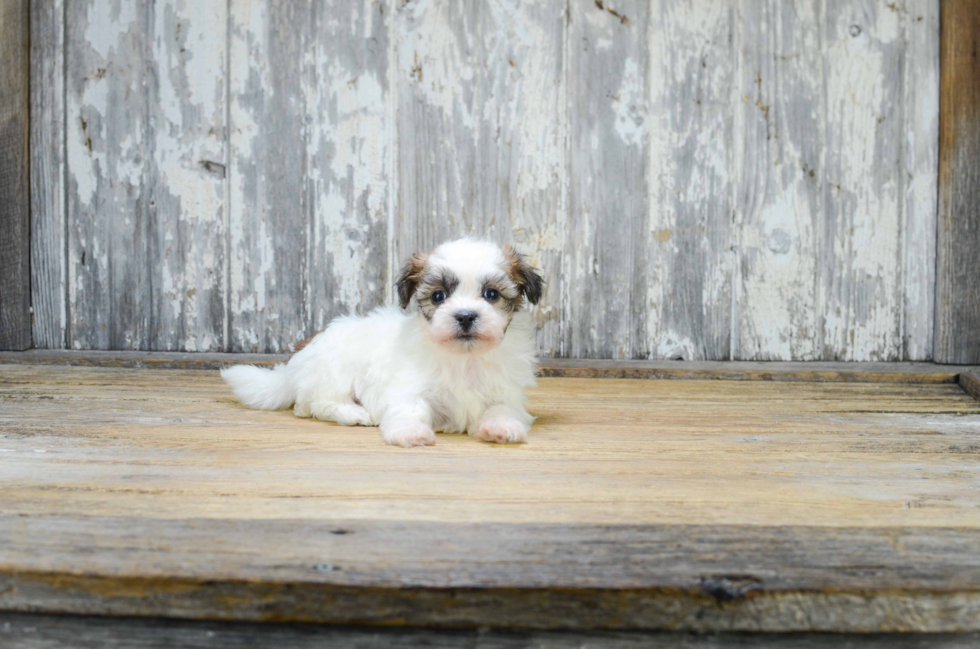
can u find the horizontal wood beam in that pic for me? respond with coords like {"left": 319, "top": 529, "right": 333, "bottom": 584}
{"left": 960, "top": 371, "right": 980, "bottom": 401}
{"left": 3, "top": 516, "right": 980, "bottom": 633}
{"left": 936, "top": 0, "right": 980, "bottom": 364}
{"left": 1, "top": 350, "right": 978, "bottom": 386}
{"left": 1, "top": 612, "right": 978, "bottom": 649}
{"left": 0, "top": 0, "right": 31, "bottom": 351}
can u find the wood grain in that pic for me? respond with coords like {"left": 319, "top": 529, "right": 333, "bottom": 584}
{"left": 30, "top": 0, "right": 67, "bottom": 350}
{"left": 640, "top": 0, "right": 735, "bottom": 361}
{"left": 3, "top": 613, "right": 979, "bottom": 649}
{"left": 0, "top": 0, "right": 31, "bottom": 351}
{"left": 821, "top": 0, "right": 907, "bottom": 362}
{"left": 734, "top": 0, "right": 823, "bottom": 361}
{"left": 903, "top": 0, "right": 940, "bottom": 361}
{"left": 2, "top": 365, "right": 980, "bottom": 630}
{"left": 960, "top": 372, "right": 980, "bottom": 402}
{"left": 228, "top": 0, "right": 389, "bottom": 354}
{"left": 144, "top": 0, "right": 228, "bottom": 352}
{"left": 935, "top": 0, "right": 980, "bottom": 364}
{"left": 565, "top": 0, "right": 648, "bottom": 359}
{"left": 1, "top": 350, "right": 977, "bottom": 385}
{"left": 65, "top": 0, "right": 146, "bottom": 350}
{"left": 2, "top": 365, "right": 979, "bottom": 527}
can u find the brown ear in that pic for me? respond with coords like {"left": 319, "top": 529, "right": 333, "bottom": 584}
{"left": 503, "top": 246, "right": 544, "bottom": 306}
{"left": 395, "top": 252, "right": 428, "bottom": 309}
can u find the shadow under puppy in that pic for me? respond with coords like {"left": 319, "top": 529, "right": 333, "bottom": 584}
{"left": 221, "top": 239, "right": 543, "bottom": 447}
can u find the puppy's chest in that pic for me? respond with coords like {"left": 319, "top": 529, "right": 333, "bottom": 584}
{"left": 427, "top": 360, "right": 500, "bottom": 426}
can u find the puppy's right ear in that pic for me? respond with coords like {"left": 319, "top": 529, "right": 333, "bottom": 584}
{"left": 396, "top": 252, "right": 428, "bottom": 309}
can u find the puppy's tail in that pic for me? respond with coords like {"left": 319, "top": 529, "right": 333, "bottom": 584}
{"left": 220, "top": 364, "right": 296, "bottom": 410}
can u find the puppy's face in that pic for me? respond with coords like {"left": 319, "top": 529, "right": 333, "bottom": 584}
{"left": 396, "top": 239, "right": 543, "bottom": 354}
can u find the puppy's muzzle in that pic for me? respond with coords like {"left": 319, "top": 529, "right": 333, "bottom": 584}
{"left": 454, "top": 311, "right": 478, "bottom": 333}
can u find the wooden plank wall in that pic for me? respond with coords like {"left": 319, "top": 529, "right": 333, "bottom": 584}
{"left": 30, "top": 0, "right": 942, "bottom": 360}
{"left": 0, "top": 0, "right": 31, "bottom": 351}
{"left": 936, "top": 0, "right": 980, "bottom": 365}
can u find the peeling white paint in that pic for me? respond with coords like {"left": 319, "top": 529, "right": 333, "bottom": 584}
{"left": 45, "top": 0, "right": 939, "bottom": 360}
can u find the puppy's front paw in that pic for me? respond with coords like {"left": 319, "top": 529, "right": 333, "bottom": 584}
{"left": 383, "top": 421, "right": 437, "bottom": 448}
{"left": 474, "top": 418, "right": 528, "bottom": 444}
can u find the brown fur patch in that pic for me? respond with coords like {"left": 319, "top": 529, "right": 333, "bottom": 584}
{"left": 502, "top": 245, "right": 544, "bottom": 306}
{"left": 396, "top": 252, "right": 429, "bottom": 309}
{"left": 293, "top": 332, "right": 321, "bottom": 354}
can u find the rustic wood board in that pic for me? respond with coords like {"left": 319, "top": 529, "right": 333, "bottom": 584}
{"left": 0, "top": 0, "right": 31, "bottom": 351}
{"left": 1, "top": 351, "right": 977, "bottom": 387}
{"left": 1, "top": 613, "right": 979, "bottom": 649}
{"left": 227, "top": 0, "right": 390, "bottom": 354}
{"left": 935, "top": 0, "right": 980, "bottom": 364}
{"left": 2, "top": 365, "right": 980, "bottom": 631}
{"left": 30, "top": 0, "right": 67, "bottom": 350}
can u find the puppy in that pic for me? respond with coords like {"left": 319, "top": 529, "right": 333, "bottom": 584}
{"left": 221, "top": 238, "right": 543, "bottom": 447}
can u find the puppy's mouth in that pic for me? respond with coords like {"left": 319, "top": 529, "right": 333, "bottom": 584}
{"left": 454, "top": 333, "right": 479, "bottom": 342}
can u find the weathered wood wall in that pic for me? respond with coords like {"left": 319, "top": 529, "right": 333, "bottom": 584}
{"left": 30, "top": 0, "right": 941, "bottom": 360}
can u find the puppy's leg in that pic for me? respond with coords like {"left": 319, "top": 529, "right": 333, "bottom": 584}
{"left": 472, "top": 404, "right": 532, "bottom": 444}
{"left": 309, "top": 401, "right": 375, "bottom": 426}
{"left": 380, "top": 399, "right": 436, "bottom": 448}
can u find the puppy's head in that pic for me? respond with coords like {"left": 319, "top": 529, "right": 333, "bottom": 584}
{"left": 396, "top": 239, "right": 543, "bottom": 354}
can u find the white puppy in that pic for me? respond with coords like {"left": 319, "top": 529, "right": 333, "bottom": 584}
{"left": 221, "top": 238, "right": 543, "bottom": 447}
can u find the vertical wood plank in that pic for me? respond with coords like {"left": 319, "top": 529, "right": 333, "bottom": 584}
{"left": 145, "top": 1, "right": 228, "bottom": 351}
{"left": 30, "top": 0, "right": 67, "bottom": 350}
{"left": 0, "top": 0, "right": 31, "bottom": 350}
{"left": 305, "top": 0, "right": 390, "bottom": 333}
{"left": 566, "top": 0, "right": 649, "bottom": 359}
{"left": 65, "top": 0, "right": 148, "bottom": 350}
{"left": 640, "top": 0, "right": 735, "bottom": 361}
{"left": 902, "top": 0, "right": 939, "bottom": 361}
{"left": 734, "top": 0, "right": 824, "bottom": 361}
{"left": 821, "top": 0, "right": 906, "bottom": 361}
{"left": 229, "top": 0, "right": 390, "bottom": 353}
{"left": 936, "top": 0, "right": 980, "bottom": 364}
{"left": 228, "top": 0, "right": 308, "bottom": 353}
{"left": 394, "top": 0, "right": 565, "bottom": 356}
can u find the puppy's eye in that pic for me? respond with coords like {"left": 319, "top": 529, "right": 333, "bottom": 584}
{"left": 431, "top": 290, "right": 446, "bottom": 304}
{"left": 483, "top": 288, "right": 500, "bottom": 302}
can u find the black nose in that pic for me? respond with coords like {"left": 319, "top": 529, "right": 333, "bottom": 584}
{"left": 454, "top": 311, "right": 478, "bottom": 332}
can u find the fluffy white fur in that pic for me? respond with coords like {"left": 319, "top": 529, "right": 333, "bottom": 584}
{"left": 221, "top": 239, "right": 540, "bottom": 447}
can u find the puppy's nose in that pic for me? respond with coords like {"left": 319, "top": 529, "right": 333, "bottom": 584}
{"left": 454, "top": 311, "right": 478, "bottom": 331}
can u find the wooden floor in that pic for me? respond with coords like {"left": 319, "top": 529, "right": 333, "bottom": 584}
{"left": 2, "top": 363, "right": 980, "bottom": 633}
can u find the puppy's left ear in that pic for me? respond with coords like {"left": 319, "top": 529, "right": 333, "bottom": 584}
{"left": 504, "top": 245, "right": 544, "bottom": 306}
{"left": 396, "top": 252, "right": 428, "bottom": 309}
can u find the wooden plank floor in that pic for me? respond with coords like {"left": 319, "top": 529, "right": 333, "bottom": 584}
{"left": 2, "top": 364, "right": 980, "bottom": 632}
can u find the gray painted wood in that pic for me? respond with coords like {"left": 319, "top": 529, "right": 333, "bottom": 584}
{"left": 394, "top": 0, "right": 565, "bottom": 356}
{"left": 31, "top": 0, "right": 946, "bottom": 360}
{"left": 30, "top": 0, "right": 67, "bottom": 350}
{"left": 144, "top": 1, "right": 228, "bottom": 352}
{"left": 935, "top": 0, "right": 980, "bottom": 365}
{"left": 0, "top": 0, "right": 31, "bottom": 351}
{"left": 903, "top": 0, "right": 940, "bottom": 361}
{"left": 228, "top": 0, "right": 389, "bottom": 353}
{"left": 638, "top": 1, "right": 736, "bottom": 362}
{"left": 821, "top": 0, "right": 906, "bottom": 361}
{"left": 565, "top": 0, "right": 650, "bottom": 359}
{"left": 2, "top": 613, "right": 979, "bottom": 649}
{"left": 65, "top": 0, "right": 148, "bottom": 350}
{"left": 733, "top": 0, "right": 824, "bottom": 361}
